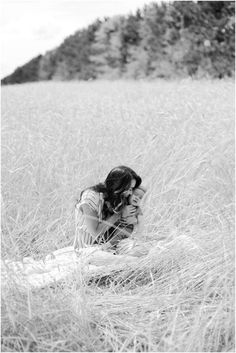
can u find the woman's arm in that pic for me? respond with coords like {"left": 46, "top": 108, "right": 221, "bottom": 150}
{"left": 81, "top": 204, "right": 120, "bottom": 240}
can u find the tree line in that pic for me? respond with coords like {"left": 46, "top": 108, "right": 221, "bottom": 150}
{"left": 2, "top": 1, "right": 235, "bottom": 85}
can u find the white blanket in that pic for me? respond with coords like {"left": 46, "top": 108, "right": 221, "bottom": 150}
{"left": 2, "top": 235, "right": 202, "bottom": 290}
{"left": 1, "top": 246, "right": 138, "bottom": 289}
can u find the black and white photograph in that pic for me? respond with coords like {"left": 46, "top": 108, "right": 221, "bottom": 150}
{"left": 1, "top": 0, "right": 235, "bottom": 352}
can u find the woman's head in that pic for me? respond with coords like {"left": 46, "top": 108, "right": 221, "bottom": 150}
{"left": 105, "top": 166, "right": 141, "bottom": 194}
{"left": 104, "top": 166, "right": 142, "bottom": 211}
{"left": 86, "top": 166, "right": 141, "bottom": 214}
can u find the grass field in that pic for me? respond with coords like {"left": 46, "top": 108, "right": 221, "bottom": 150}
{"left": 1, "top": 79, "right": 235, "bottom": 352}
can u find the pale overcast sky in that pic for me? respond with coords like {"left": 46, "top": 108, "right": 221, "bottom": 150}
{"left": 1, "top": 0, "right": 158, "bottom": 78}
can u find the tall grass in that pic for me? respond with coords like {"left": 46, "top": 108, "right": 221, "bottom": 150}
{"left": 1, "top": 79, "right": 235, "bottom": 352}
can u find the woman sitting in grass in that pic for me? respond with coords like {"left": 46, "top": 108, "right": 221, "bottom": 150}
{"left": 74, "top": 166, "right": 143, "bottom": 253}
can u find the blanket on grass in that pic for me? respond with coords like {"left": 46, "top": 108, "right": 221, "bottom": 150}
{"left": 1, "top": 244, "right": 140, "bottom": 289}
{"left": 1, "top": 235, "right": 202, "bottom": 290}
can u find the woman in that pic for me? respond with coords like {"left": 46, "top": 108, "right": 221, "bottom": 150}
{"left": 74, "top": 166, "right": 142, "bottom": 251}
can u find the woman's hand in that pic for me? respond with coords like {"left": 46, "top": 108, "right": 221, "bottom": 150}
{"left": 121, "top": 205, "right": 136, "bottom": 218}
{"left": 125, "top": 216, "right": 138, "bottom": 225}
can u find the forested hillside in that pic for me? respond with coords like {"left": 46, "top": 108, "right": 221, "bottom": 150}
{"left": 2, "top": 1, "right": 235, "bottom": 84}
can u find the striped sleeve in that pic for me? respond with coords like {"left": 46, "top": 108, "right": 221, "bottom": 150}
{"left": 79, "top": 189, "right": 100, "bottom": 214}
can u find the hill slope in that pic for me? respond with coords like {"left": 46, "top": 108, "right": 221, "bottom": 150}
{"left": 1, "top": 1, "right": 235, "bottom": 84}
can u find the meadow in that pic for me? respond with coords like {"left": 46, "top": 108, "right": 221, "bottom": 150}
{"left": 1, "top": 79, "right": 235, "bottom": 352}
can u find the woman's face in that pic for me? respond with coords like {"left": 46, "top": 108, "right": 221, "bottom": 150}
{"left": 122, "top": 179, "right": 136, "bottom": 197}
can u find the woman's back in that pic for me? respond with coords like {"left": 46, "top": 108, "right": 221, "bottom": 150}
{"left": 74, "top": 189, "right": 104, "bottom": 249}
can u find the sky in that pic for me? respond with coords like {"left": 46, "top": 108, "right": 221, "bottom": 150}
{"left": 1, "top": 0, "right": 157, "bottom": 78}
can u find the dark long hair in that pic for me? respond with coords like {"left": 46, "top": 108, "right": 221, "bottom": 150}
{"left": 79, "top": 166, "right": 142, "bottom": 218}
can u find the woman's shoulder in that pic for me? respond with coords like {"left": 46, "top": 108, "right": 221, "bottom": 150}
{"left": 80, "top": 188, "right": 103, "bottom": 210}
{"left": 82, "top": 188, "right": 100, "bottom": 199}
